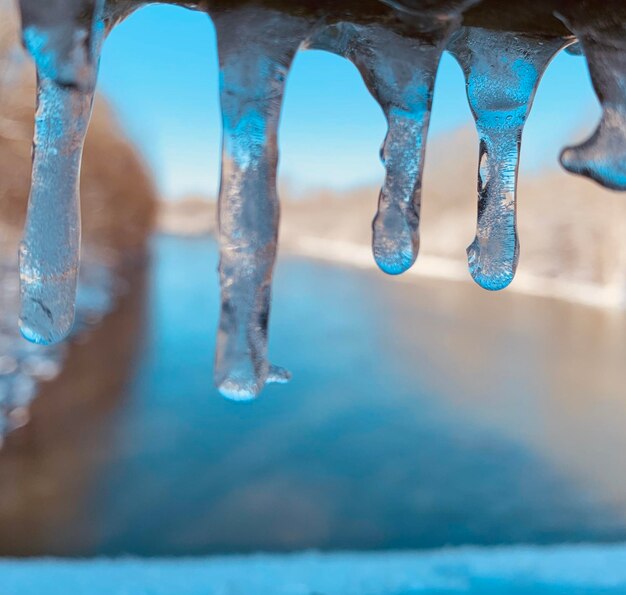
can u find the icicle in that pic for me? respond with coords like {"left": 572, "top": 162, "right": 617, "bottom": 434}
{"left": 448, "top": 28, "right": 565, "bottom": 290}
{"left": 352, "top": 25, "right": 449, "bottom": 275}
{"left": 556, "top": 7, "right": 626, "bottom": 190}
{"left": 18, "top": 0, "right": 104, "bottom": 90}
{"left": 17, "top": 0, "right": 105, "bottom": 344}
{"left": 311, "top": 1, "right": 475, "bottom": 275}
{"left": 212, "top": 8, "right": 313, "bottom": 400}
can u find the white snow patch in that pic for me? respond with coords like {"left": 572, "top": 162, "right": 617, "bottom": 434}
{"left": 2, "top": 544, "right": 626, "bottom": 594}
{"left": 290, "top": 236, "right": 626, "bottom": 310}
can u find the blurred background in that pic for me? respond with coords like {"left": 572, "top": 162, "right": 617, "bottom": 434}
{"left": 0, "top": 0, "right": 626, "bottom": 558}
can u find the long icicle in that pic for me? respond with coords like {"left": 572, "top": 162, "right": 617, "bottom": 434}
{"left": 18, "top": 0, "right": 105, "bottom": 344}
{"left": 449, "top": 28, "right": 565, "bottom": 290}
{"left": 212, "top": 8, "right": 313, "bottom": 400}
{"left": 556, "top": 6, "right": 626, "bottom": 190}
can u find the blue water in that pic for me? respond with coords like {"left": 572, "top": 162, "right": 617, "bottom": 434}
{"left": 2, "top": 234, "right": 626, "bottom": 557}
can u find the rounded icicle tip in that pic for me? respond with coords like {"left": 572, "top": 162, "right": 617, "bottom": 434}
{"left": 19, "top": 238, "right": 78, "bottom": 346}
{"left": 373, "top": 244, "right": 417, "bottom": 276}
{"left": 19, "top": 252, "right": 79, "bottom": 346}
{"left": 216, "top": 364, "right": 292, "bottom": 401}
{"left": 554, "top": 2, "right": 626, "bottom": 192}
{"left": 216, "top": 380, "right": 261, "bottom": 402}
{"left": 560, "top": 141, "right": 626, "bottom": 192}
{"left": 468, "top": 269, "right": 515, "bottom": 292}
{"left": 372, "top": 206, "right": 419, "bottom": 275}
{"left": 467, "top": 241, "right": 516, "bottom": 291}
{"left": 19, "top": 310, "right": 74, "bottom": 345}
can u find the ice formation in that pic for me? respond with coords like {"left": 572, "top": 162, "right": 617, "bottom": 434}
{"left": 0, "top": 258, "right": 116, "bottom": 445}
{"left": 449, "top": 28, "right": 566, "bottom": 290}
{"left": 212, "top": 7, "right": 315, "bottom": 399}
{"left": 555, "top": 2, "right": 626, "bottom": 190}
{"left": 18, "top": 0, "right": 105, "bottom": 344}
{"left": 11, "top": 0, "right": 626, "bottom": 398}
{"left": 310, "top": 1, "right": 478, "bottom": 275}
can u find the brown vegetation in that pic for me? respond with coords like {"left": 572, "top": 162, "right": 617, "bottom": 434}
{"left": 157, "top": 195, "right": 216, "bottom": 236}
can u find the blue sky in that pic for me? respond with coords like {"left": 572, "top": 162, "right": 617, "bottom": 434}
{"left": 98, "top": 4, "right": 600, "bottom": 199}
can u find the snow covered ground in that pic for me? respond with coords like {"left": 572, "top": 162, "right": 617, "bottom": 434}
{"left": 2, "top": 544, "right": 626, "bottom": 594}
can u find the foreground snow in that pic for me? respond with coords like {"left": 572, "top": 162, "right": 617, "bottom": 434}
{"left": 2, "top": 544, "right": 626, "bottom": 594}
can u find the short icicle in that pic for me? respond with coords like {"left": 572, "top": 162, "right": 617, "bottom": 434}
{"left": 18, "top": 0, "right": 105, "bottom": 344}
{"left": 556, "top": 4, "right": 626, "bottom": 190}
{"left": 352, "top": 24, "right": 452, "bottom": 275}
{"left": 312, "top": 1, "right": 475, "bottom": 275}
{"left": 212, "top": 8, "right": 312, "bottom": 400}
{"left": 449, "top": 28, "right": 565, "bottom": 290}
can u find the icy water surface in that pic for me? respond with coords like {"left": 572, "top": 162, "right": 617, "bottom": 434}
{"left": 1, "top": 235, "right": 626, "bottom": 556}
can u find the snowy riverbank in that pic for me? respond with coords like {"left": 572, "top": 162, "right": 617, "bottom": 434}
{"left": 286, "top": 235, "right": 626, "bottom": 310}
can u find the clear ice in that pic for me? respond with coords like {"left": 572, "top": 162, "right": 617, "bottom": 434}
{"left": 449, "top": 28, "right": 565, "bottom": 290}
{"left": 11, "top": 0, "right": 626, "bottom": 399}
{"left": 0, "top": 251, "right": 117, "bottom": 446}
{"left": 19, "top": 0, "right": 104, "bottom": 90}
{"left": 312, "top": 1, "right": 476, "bottom": 275}
{"left": 212, "top": 8, "right": 314, "bottom": 400}
{"left": 18, "top": 0, "right": 104, "bottom": 344}
{"left": 556, "top": 4, "right": 626, "bottom": 190}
